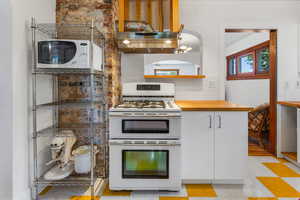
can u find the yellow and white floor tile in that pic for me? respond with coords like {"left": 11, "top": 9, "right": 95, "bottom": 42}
{"left": 40, "top": 156, "right": 300, "bottom": 200}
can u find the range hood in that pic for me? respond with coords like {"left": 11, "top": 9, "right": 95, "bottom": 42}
{"left": 117, "top": 0, "right": 182, "bottom": 54}
{"left": 117, "top": 31, "right": 180, "bottom": 54}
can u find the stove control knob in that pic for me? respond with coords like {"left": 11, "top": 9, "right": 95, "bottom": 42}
{"left": 158, "top": 141, "right": 168, "bottom": 145}
{"left": 146, "top": 141, "right": 156, "bottom": 145}
{"left": 134, "top": 141, "right": 144, "bottom": 144}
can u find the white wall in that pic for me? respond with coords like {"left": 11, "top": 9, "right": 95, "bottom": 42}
{"left": 0, "top": 0, "right": 13, "bottom": 199}
{"left": 122, "top": 1, "right": 300, "bottom": 102}
{"left": 225, "top": 79, "right": 270, "bottom": 107}
{"left": 121, "top": 54, "right": 146, "bottom": 83}
{"left": 180, "top": 0, "right": 300, "bottom": 102}
{"left": 11, "top": 0, "right": 55, "bottom": 199}
{"left": 225, "top": 32, "right": 270, "bottom": 107}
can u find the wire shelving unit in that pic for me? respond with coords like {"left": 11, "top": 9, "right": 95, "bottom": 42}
{"left": 30, "top": 17, "right": 108, "bottom": 199}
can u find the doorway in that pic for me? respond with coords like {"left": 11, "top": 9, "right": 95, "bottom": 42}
{"left": 224, "top": 29, "right": 277, "bottom": 156}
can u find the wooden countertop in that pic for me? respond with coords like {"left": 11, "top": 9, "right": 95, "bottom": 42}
{"left": 175, "top": 100, "right": 253, "bottom": 111}
{"left": 277, "top": 101, "right": 300, "bottom": 108}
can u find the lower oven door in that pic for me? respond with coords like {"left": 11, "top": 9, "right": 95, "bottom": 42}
{"left": 109, "top": 114, "right": 181, "bottom": 139}
{"left": 109, "top": 140, "right": 181, "bottom": 191}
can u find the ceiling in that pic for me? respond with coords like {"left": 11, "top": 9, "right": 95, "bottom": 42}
{"left": 224, "top": 32, "right": 254, "bottom": 47}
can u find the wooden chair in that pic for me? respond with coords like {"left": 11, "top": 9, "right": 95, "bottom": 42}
{"left": 248, "top": 103, "right": 270, "bottom": 148}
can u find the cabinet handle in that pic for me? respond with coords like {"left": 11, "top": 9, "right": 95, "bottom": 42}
{"left": 209, "top": 115, "right": 212, "bottom": 128}
{"left": 218, "top": 115, "right": 222, "bottom": 128}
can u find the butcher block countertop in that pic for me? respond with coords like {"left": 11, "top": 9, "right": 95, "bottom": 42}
{"left": 278, "top": 101, "right": 300, "bottom": 108}
{"left": 175, "top": 100, "right": 253, "bottom": 111}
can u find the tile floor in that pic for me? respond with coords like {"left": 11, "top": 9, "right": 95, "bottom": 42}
{"left": 40, "top": 156, "right": 300, "bottom": 200}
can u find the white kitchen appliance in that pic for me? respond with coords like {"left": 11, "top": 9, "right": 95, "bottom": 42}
{"left": 44, "top": 130, "right": 77, "bottom": 181}
{"left": 37, "top": 40, "right": 102, "bottom": 70}
{"left": 109, "top": 82, "right": 182, "bottom": 191}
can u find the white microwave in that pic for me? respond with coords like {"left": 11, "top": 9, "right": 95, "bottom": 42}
{"left": 37, "top": 40, "right": 102, "bottom": 70}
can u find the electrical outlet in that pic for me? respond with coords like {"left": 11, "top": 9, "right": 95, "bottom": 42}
{"left": 208, "top": 80, "right": 217, "bottom": 89}
{"left": 297, "top": 81, "right": 300, "bottom": 89}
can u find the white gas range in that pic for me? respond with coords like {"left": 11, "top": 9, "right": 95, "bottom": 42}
{"left": 109, "top": 82, "right": 182, "bottom": 191}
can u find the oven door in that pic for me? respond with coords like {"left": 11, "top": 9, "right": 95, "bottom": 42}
{"left": 109, "top": 140, "right": 181, "bottom": 191}
{"left": 122, "top": 149, "right": 169, "bottom": 179}
{"left": 109, "top": 114, "right": 181, "bottom": 139}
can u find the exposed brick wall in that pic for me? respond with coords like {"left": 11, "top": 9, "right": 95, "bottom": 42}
{"left": 56, "top": 0, "right": 121, "bottom": 106}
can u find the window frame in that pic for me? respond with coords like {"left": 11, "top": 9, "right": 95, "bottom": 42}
{"left": 227, "top": 40, "right": 270, "bottom": 80}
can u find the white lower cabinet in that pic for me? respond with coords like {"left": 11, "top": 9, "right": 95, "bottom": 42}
{"left": 182, "top": 111, "right": 248, "bottom": 183}
{"left": 182, "top": 112, "right": 214, "bottom": 181}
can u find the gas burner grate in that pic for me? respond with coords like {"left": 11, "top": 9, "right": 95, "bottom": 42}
{"left": 117, "top": 100, "right": 165, "bottom": 109}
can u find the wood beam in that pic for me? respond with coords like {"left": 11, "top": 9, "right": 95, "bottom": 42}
{"left": 225, "top": 29, "right": 270, "bottom": 33}
{"left": 124, "top": 0, "right": 129, "bottom": 20}
{"left": 147, "top": 0, "right": 152, "bottom": 25}
{"left": 118, "top": 0, "right": 125, "bottom": 32}
{"left": 170, "top": 0, "right": 179, "bottom": 32}
{"left": 136, "top": 0, "right": 141, "bottom": 21}
{"left": 158, "top": 0, "right": 164, "bottom": 32}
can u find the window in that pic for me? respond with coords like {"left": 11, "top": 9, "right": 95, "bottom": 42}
{"left": 227, "top": 41, "right": 270, "bottom": 80}
{"left": 256, "top": 47, "right": 270, "bottom": 74}
{"left": 238, "top": 53, "right": 254, "bottom": 74}
{"left": 154, "top": 69, "right": 179, "bottom": 76}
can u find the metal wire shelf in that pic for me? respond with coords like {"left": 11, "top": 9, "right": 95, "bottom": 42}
{"left": 33, "top": 68, "right": 106, "bottom": 75}
{"left": 35, "top": 100, "right": 106, "bottom": 110}
{"left": 36, "top": 124, "right": 107, "bottom": 138}
{"left": 34, "top": 23, "right": 105, "bottom": 43}
{"left": 35, "top": 175, "right": 95, "bottom": 186}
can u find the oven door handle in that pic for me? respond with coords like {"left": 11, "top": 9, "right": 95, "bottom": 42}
{"left": 109, "top": 115, "right": 182, "bottom": 118}
{"left": 109, "top": 141, "right": 181, "bottom": 146}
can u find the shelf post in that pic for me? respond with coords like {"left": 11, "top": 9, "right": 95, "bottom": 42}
{"left": 31, "top": 16, "right": 39, "bottom": 200}
{"left": 90, "top": 18, "right": 95, "bottom": 198}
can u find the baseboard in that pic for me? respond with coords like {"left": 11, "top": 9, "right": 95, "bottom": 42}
{"left": 13, "top": 188, "right": 31, "bottom": 200}
{"left": 212, "top": 179, "right": 244, "bottom": 184}
{"left": 182, "top": 179, "right": 244, "bottom": 184}
{"left": 182, "top": 179, "right": 212, "bottom": 184}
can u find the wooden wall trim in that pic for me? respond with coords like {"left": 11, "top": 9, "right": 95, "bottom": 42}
{"left": 147, "top": 0, "right": 152, "bottom": 25}
{"left": 158, "top": 0, "right": 164, "bottom": 32}
{"left": 170, "top": 0, "right": 179, "bottom": 32}
{"left": 225, "top": 29, "right": 271, "bottom": 33}
{"left": 118, "top": 0, "right": 125, "bottom": 32}
{"left": 124, "top": 0, "right": 129, "bottom": 20}
{"left": 136, "top": 0, "right": 141, "bottom": 21}
{"left": 269, "top": 30, "right": 277, "bottom": 154}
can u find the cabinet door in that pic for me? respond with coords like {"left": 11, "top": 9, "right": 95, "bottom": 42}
{"left": 182, "top": 111, "right": 214, "bottom": 180}
{"left": 214, "top": 112, "right": 248, "bottom": 181}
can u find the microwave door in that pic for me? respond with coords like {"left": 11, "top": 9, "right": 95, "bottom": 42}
{"left": 38, "top": 41, "right": 77, "bottom": 65}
